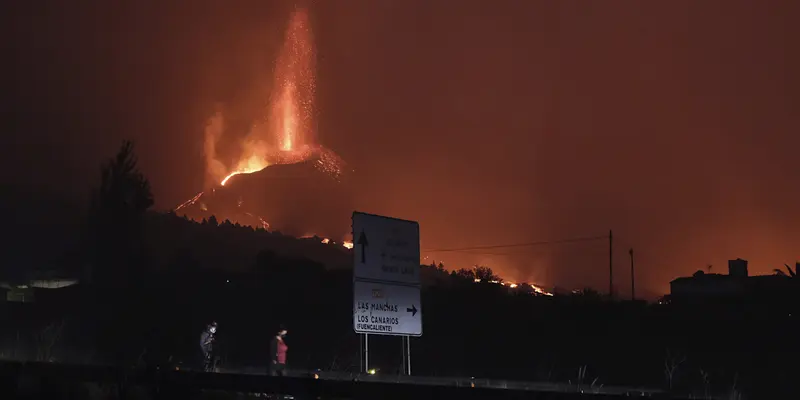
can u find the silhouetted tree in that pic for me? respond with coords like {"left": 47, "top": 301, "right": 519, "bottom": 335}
{"left": 450, "top": 266, "right": 502, "bottom": 283}
{"left": 475, "top": 266, "right": 501, "bottom": 282}
{"left": 208, "top": 215, "right": 219, "bottom": 227}
{"left": 88, "top": 140, "right": 153, "bottom": 286}
{"left": 84, "top": 141, "right": 154, "bottom": 365}
{"left": 429, "top": 262, "right": 446, "bottom": 274}
{"left": 256, "top": 249, "right": 277, "bottom": 270}
{"left": 453, "top": 268, "right": 475, "bottom": 280}
{"left": 570, "top": 288, "right": 604, "bottom": 303}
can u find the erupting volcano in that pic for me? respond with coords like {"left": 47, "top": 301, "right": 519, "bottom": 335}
{"left": 176, "top": 7, "right": 352, "bottom": 242}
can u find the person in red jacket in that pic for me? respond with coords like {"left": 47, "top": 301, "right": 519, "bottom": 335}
{"left": 269, "top": 325, "right": 288, "bottom": 376}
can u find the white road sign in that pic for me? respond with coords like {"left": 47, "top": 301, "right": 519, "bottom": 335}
{"left": 352, "top": 211, "right": 420, "bottom": 285}
{"left": 353, "top": 280, "right": 422, "bottom": 337}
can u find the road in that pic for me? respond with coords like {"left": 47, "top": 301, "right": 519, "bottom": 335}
{"left": 0, "top": 360, "right": 699, "bottom": 399}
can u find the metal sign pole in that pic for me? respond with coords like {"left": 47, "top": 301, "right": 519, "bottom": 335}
{"left": 401, "top": 336, "right": 406, "bottom": 374}
{"left": 359, "top": 334, "right": 363, "bottom": 373}
{"left": 406, "top": 335, "right": 411, "bottom": 375}
{"left": 365, "top": 333, "right": 369, "bottom": 373}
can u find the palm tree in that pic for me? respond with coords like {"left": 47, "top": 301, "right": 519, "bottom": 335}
{"left": 773, "top": 263, "right": 798, "bottom": 278}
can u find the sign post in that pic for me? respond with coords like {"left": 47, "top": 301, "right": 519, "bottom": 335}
{"left": 406, "top": 335, "right": 411, "bottom": 375}
{"left": 352, "top": 211, "right": 422, "bottom": 374}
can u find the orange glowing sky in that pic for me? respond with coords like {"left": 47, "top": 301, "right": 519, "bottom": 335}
{"left": 3, "top": 0, "right": 800, "bottom": 296}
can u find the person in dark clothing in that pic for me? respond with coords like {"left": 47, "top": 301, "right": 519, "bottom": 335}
{"left": 268, "top": 326, "right": 288, "bottom": 376}
{"left": 199, "top": 321, "right": 217, "bottom": 372}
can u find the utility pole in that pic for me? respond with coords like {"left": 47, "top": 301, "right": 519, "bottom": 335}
{"left": 608, "top": 230, "right": 614, "bottom": 299}
{"left": 629, "top": 248, "right": 635, "bottom": 301}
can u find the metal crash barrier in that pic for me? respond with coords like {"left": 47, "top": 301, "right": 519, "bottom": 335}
{"left": 0, "top": 360, "right": 693, "bottom": 399}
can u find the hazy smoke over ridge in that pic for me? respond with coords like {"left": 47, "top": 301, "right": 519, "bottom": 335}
{"left": 203, "top": 111, "right": 227, "bottom": 188}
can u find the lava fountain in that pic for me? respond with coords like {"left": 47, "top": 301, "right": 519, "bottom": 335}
{"left": 272, "top": 5, "right": 315, "bottom": 153}
{"left": 210, "top": 7, "right": 319, "bottom": 187}
{"left": 177, "top": 6, "right": 349, "bottom": 243}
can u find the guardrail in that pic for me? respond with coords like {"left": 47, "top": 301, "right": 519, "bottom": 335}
{"left": 0, "top": 360, "right": 696, "bottom": 399}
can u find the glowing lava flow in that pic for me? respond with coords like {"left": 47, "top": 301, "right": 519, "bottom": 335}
{"left": 221, "top": 171, "right": 245, "bottom": 186}
{"left": 300, "top": 235, "right": 355, "bottom": 250}
{"left": 175, "top": 191, "right": 204, "bottom": 211}
{"left": 470, "top": 279, "right": 554, "bottom": 296}
{"left": 220, "top": 149, "right": 273, "bottom": 185}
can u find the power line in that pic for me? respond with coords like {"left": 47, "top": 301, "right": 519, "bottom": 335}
{"left": 426, "top": 248, "right": 609, "bottom": 256}
{"left": 423, "top": 235, "right": 608, "bottom": 253}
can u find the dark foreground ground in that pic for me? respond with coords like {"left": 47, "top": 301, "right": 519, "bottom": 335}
{"left": 0, "top": 360, "right": 706, "bottom": 400}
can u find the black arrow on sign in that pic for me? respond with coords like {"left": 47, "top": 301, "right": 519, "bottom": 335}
{"left": 357, "top": 231, "right": 369, "bottom": 263}
{"left": 406, "top": 304, "right": 418, "bottom": 317}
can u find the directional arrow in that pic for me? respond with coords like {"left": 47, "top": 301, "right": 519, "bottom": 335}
{"left": 406, "top": 304, "right": 418, "bottom": 317}
{"left": 357, "top": 231, "right": 369, "bottom": 263}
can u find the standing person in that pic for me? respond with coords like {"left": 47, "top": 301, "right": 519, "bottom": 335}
{"left": 199, "top": 321, "right": 217, "bottom": 372}
{"left": 269, "top": 325, "right": 288, "bottom": 376}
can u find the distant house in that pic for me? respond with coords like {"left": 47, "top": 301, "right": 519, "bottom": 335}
{"left": 670, "top": 258, "right": 797, "bottom": 299}
{"left": 0, "top": 269, "right": 79, "bottom": 303}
